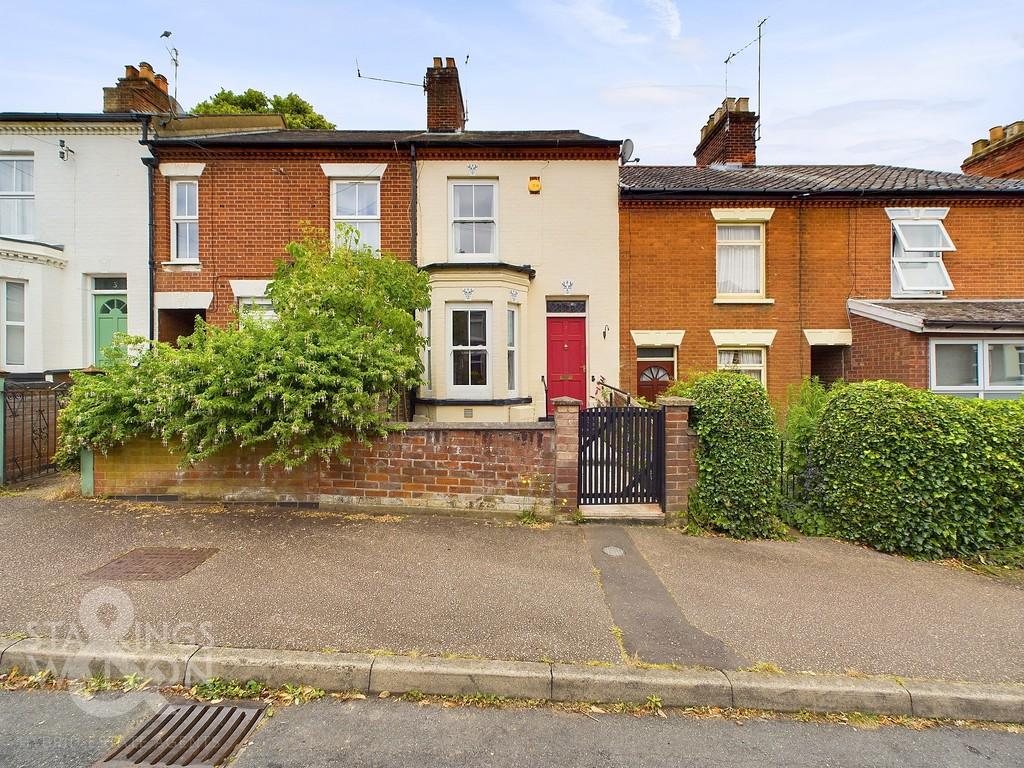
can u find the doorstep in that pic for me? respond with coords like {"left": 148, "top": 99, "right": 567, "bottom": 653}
{"left": 579, "top": 504, "right": 665, "bottom": 524}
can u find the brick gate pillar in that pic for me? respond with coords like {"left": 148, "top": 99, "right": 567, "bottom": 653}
{"left": 552, "top": 396, "right": 581, "bottom": 512}
{"left": 658, "top": 395, "right": 696, "bottom": 526}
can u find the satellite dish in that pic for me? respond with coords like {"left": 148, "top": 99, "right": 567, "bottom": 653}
{"left": 620, "top": 138, "right": 634, "bottom": 164}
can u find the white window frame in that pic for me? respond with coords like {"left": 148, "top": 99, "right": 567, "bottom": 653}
{"left": 715, "top": 222, "right": 765, "bottom": 300}
{"left": 447, "top": 303, "right": 492, "bottom": 399}
{"left": 238, "top": 296, "right": 277, "bottom": 322}
{"left": 930, "top": 338, "right": 1024, "bottom": 399}
{"left": 0, "top": 156, "right": 34, "bottom": 240}
{"left": 888, "top": 210, "right": 956, "bottom": 299}
{"left": 330, "top": 179, "right": 381, "bottom": 249}
{"left": 450, "top": 181, "right": 498, "bottom": 261}
{"left": 716, "top": 346, "right": 766, "bottom": 386}
{"left": 170, "top": 179, "right": 199, "bottom": 262}
{"left": 421, "top": 308, "right": 433, "bottom": 392}
{"left": 507, "top": 304, "right": 519, "bottom": 396}
{"left": 1, "top": 279, "right": 27, "bottom": 369}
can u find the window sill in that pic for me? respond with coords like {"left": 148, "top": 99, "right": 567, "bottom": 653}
{"left": 713, "top": 297, "right": 775, "bottom": 305}
{"left": 162, "top": 260, "right": 201, "bottom": 271}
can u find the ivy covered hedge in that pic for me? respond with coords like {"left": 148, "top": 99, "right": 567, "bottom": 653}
{"left": 56, "top": 231, "right": 430, "bottom": 469}
{"left": 804, "top": 381, "right": 1024, "bottom": 559}
{"left": 665, "top": 372, "right": 784, "bottom": 539}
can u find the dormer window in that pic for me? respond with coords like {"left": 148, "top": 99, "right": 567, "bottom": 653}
{"left": 887, "top": 208, "right": 955, "bottom": 298}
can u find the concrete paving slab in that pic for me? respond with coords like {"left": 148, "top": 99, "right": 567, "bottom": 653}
{"left": 551, "top": 663, "right": 733, "bottom": 707}
{"left": 0, "top": 638, "right": 197, "bottom": 686}
{"left": 186, "top": 646, "right": 374, "bottom": 691}
{"left": 904, "top": 680, "right": 1024, "bottom": 723}
{"left": 585, "top": 525, "right": 746, "bottom": 668}
{"left": 726, "top": 671, "right": 913, "bottom": 715}
{"left": 629, "top": 528, "right": 1024, "bottom": 682}
{"left": 369, "top": 655, "right": 552, "bottom": 699}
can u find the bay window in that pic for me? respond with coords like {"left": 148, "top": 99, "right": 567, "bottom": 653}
{"left": 452, "top": 182, "right": 496, "bottom": 259}
{"left": 448, "top": 304, "right": 490, "bottom": 397}
{"left": 2, "top": 280, "right": 26, "bottom": 367}
{"left": 170, "top": 179, "right": 199, "bottom": 261}
{"left": 931, "top": 340, "right": 1024, "bottom": 399}
{"left": 507, "top": 305, "right": 519, "bottom": 395}
{"left": 716, "top": 224, "right": 764, "bottom": 298}
{"left": 332, "top": 180, "right": 380, "bottom": 248}
{"left": 0, "top": 157, "right": 34, "bottom": 238}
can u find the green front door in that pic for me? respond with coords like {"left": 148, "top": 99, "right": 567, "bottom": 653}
{"left": 94, "top": 294, "right": 128, "bottom": 366}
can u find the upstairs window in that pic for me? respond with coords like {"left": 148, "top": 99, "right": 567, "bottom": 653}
{"left": 888, "top": 209, "right": 955, "bottom": 297}
{"left": 171, "top": 179, "right": 199, "bottom": 261}
{"left": 332, "top": 180, "right": 380, "bottom": 249}
{"left": 716, "top": 224, "right": 764, "bottom": 298}
{"left": 452, "top": 182, "right": 496, "bottom": 259}
{"left": 0, "top": 157, "right": 34, "bottom": 238}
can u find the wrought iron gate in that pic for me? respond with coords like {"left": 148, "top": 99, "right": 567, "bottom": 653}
{"left": 578, "top": 406, "right": 665, "bottom": 506}
{"left": 3, "top": 380, "right": 70, "bottom": 483}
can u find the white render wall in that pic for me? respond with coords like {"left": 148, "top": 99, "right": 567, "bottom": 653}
{"left": 0, "top": 122, "right": 151, "bottom": 373}
{"left": 416, "top": 159, "right": 620, "bottom": 421}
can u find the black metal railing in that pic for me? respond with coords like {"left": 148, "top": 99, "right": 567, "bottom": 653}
{"left": 3, "top": 380, "right": 70, "bottom": 483}
{"left": 578, "top": 406, "right": 665, "bottom": 506}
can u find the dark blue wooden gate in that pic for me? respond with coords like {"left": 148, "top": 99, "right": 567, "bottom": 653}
{"left": 577, "top": 406, "right": 665, "bottom": 506}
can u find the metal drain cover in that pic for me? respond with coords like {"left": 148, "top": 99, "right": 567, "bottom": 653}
{"left": 95, "top": 701, "right": 265, "bottom": 767}
{"left": 602, "top": 546, "right": 625, "bottom": 557}
{"left": 84, "top": 548, "right": 218, "bottom": 581}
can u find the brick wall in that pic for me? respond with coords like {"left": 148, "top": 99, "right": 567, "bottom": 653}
{"left": 962, "top": 125, "right": 1024, "bottom": 179}
{"left": 847, "top": 314, "right": 928, "bottom": 388}
{"left": 619, "top": 198, "right": 1024, "bottom": 404}
{"left": 153, "top": 147, "right": 412, "bottom": 326}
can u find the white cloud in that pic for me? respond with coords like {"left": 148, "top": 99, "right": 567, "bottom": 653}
{"left": 641, "top": 0, "right": 681, "bottom": 39}
{"left": 530, "top": 0, "right": 648, "bottom": 46}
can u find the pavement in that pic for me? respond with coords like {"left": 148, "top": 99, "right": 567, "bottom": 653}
{"left": 1, "top": 480, "right": 1023, "bottom": 683}
{"left": 1, "top": 690, "right": 1022, "bottom": 768}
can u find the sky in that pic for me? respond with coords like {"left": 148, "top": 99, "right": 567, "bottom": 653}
{"left": 2, "top": 0, "right": 1022, "bottom": 171}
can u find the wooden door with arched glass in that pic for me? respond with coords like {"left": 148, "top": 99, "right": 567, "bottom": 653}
{"left": 94, "top": 294, "right": 128, "bottom": 366}
{"left": 636, "top": 346, "right": 675, "bottom": 401}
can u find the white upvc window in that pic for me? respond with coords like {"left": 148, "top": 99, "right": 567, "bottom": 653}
{"left": 716, "top": 223, "right": 764, "bottom": 298}
{"left": 448, "top": 303, "right": 491, "bottom": 398}
{"left": 422, "top": 308, "right": 433, "bottom": 391}
{"left": 238, "top": 296, "right": 276, "bottom": 322}
{"left": 451, "top": 181, "right": 497, "bottom": 260}
{"left": 507, "top": 305, "right": 519, "bottom": 395}
{"left": 0, "top": 157, "right": 34, "bottom": 239}
{"left": 2, "top": 280, "right": 26, "bottom": 367}
{"left": 332, "top": 180, "right": 380, "bottom": 248}
{"left": 717, "top": 346, "right": 766, "bottom": 386}
{"left": 170, "top": 179, "right": 199, "bottom": 261}
{"left": 931, "top": 339, "right": 1024, "bottom": 400}
{"left": 888, "top": 209, "right": 956, "bottom": 298}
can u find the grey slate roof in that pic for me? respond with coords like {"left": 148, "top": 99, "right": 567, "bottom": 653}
{"left": 619, "top": 164, "right": 1024, "bottom": 195}
{"left": 152, "top": 129, "right": 619, "bottom": 148}
{"left": 863, "top": 300, "right": 1024, "bottom": 328}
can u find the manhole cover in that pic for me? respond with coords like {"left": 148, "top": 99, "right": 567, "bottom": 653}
{"left": 95, "top": 701, "right": 265, "bottom": 767}
{"left": 84, "top": 548, "right": 218, "bottom": 581}
{"left": 602, "top": 546, "right": 625, "bottom": 557}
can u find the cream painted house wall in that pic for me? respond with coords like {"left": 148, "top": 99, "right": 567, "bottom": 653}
{"left": 416, "top": 159, "right": 620, "bottom": 421}
{"left": 0, "top": 121, "right": 150, "bottom": 374}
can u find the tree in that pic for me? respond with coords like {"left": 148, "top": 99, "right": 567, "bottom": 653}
{"left": 191, "top": 88, "right": 335, "bottom": 129}
{"left": 56, "top": 228, "right": 429, "bottom": 468}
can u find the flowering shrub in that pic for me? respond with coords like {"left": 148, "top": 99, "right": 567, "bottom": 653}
{"left": 57, "top": 230, "right": 430, "bottom": 468}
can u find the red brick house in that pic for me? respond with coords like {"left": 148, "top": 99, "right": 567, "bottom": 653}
{"left": 148, "top": 58, "right": 622, "bottom": 422}
{"left": 962, "top": 120, "right": 1024, "bottom": 179}
{"left": 619, "top": 98, "right": 1024, "bottom": 404}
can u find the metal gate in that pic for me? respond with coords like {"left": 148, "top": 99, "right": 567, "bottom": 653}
{"left": 3, "top": 380, "right": 70, "bottom": 483}
{"left": 578, "top": 406, "right": 665, "bottom": 506}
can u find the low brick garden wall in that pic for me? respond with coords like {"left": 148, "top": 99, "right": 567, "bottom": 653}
{"left": 87, "top": 422, "right": 559, "bottom": 515}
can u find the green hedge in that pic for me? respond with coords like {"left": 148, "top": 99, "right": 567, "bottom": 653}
{"left": 807, "top": 381, "right": 1024, "bottom": 559}
{"left": 666, "top": 372, "right": 784, "bottom": 539}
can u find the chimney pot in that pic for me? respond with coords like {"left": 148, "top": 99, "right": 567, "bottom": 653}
{"left": 138, "top": 61, "right": 155, "bottom": 81}
{"left": 124, "top": 64, "right": 139, "bottom": 79}
{"left": 989, "top": 125, "right": 1006, "bottom": 142}
{"left": 445, "top": 57, "right": 456, "bottom": 68}
{"left": 433, "top": 56, "right": 442, "bottom": 68}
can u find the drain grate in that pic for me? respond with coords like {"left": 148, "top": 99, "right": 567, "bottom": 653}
{"left": 84, "top": 548, "right": 218, "bottom": 581}
{"left": 95, "top": 701, "right": 265, "bottom": 767}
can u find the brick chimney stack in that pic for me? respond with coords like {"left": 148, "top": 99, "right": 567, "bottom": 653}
{"left": 694, "top": 97, "right": 758, "bottom": 167}
{"left": 103, "top": 62, "right": 181, "bottom": 114}
{"left": 424, "top": 56, "right": 466, "bottom": 133}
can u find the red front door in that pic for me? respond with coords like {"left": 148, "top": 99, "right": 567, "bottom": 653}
{"left": 546, "top": 316, "right": 587, "bottom": 414}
